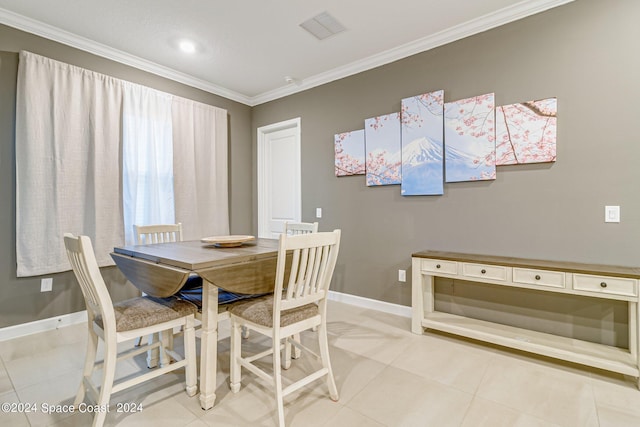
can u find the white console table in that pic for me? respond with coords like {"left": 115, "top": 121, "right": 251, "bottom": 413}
{"left": 412, "top": 250, "right": 640, "bottom": 386}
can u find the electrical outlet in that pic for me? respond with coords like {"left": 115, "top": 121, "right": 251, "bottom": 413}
{"left": 316, "top": 207, "right": 322, "bottom": 218}
{"left": 41, "top": 278, "right": 53, "bottom": 292}
{"left": 398, "top": 269, "right": 406, "bottom": 282}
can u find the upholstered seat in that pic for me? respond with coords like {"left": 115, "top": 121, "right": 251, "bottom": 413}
{"left": 228, "top": 295, "right": 318, "bottom": 328}
{"left": 94, "top": 296, "right": 197, "bottom": 332}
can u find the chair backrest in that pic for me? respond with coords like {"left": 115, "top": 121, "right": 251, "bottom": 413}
{"left": 284, "top": 221, "right": 318, "bottom": 235}
{"left": 134, "top": 223, "right": 183, "bottom": 244}
{"left": 274, "top": 230, "right": 341, "bottom": 315}
{"left": 64, "top": 233, "right": 115, "bottom": 327}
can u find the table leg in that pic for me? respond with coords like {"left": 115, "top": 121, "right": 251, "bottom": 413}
{"left": 199, "top": 279, "right": 218, "bottom": 410}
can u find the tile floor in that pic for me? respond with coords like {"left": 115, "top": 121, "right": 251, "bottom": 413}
{"left": 1, "top": 301, "right": 640, "bottom": 426}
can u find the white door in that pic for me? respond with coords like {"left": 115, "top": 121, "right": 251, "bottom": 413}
{"left": 258, "top": 118, "right": 301, "bottom": 238}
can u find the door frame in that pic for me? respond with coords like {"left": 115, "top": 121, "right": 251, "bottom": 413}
{"left": 257, "top": 117, "right": 301, "bottom": 238}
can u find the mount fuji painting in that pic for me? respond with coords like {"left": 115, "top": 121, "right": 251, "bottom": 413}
{"left": 444, "top": 93, "right": 496, "bottom": 182}
{"left": 401, "top": 90, "right": 444, "bottom": 195}
{"left": 365, "top": 112, "right": 401, "bottom": 186}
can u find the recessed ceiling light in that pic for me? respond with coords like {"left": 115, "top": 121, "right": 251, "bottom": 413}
{"left": 179, "top": 40, "right": 196, "bottom": 54}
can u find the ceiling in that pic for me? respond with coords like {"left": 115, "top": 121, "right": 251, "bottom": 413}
{"left": 0, "top": 0, "right": 572, "bottom": 106}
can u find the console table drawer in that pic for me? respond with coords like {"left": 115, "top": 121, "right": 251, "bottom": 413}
{"left": 572, "top": 274, "right": 637, "bottom": 298}
{"left": 513, "top": 268, "right": 565, "bottom": 289}
{"left": 421, "top": 259, "right": 457, "bottom": 275}
{"left": 462, "top": 263, "right": 507, "bottom": 281}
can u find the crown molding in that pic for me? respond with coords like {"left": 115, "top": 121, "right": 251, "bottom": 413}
{"left": 250, "top": 0, "right": 574, "bottom": 106}
{"left": 0, "top": 7, "right": 253, "bottom": 105}
{"left": 2, "top": 0, "right": 573, "bottom": 107}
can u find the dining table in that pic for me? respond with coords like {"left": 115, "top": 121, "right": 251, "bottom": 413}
{"left": 111, "top": 237, "right": 280, "bottom": 410}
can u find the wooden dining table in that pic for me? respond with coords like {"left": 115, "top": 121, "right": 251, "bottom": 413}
{"left": 111, "top": 238, "right": 280, "bottom": 410}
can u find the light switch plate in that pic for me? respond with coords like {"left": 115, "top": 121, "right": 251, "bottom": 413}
{"left": 316, "top": 208, "right": 322, "bottom": 218}
{"left": 605, "top": 205, "right": 620, "bottom": 223}
{"left": 41, "top": 278, "right": 53, "bottom": 292}
{"left": 398, "top": 270, "right": 406, "bottom": 282}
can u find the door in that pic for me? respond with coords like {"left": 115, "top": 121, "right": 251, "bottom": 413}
{"left": 257, "top": 118, "right": 301, "bottom": 238}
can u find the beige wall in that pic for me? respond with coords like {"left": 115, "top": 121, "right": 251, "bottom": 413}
{"left": 251, "top": 0, "right": 640, "bottom": 346}
{"left": 0, "top": 25, "right": 253, "bottom": 328}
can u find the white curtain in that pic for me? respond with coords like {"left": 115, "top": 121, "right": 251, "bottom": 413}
{"left": 172, "top": 97, "right": 229, "bottom": 240}
{"left": 122, "top": 84, "right": 175, "bottom": 245}
{"left": 15, "top": 51, "right": 124, "bottom": 276}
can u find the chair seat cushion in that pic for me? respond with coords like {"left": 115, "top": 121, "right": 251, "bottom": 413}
{"left": 227, "top": 295, "right": 318, "bottom": 327}
{"left": 94, "top": 296, "right": 197, "bottom": 332}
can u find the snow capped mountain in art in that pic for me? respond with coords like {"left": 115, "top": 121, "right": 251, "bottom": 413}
{"left": 444, "top": 143, "right": 477, "bottom": 166}
{"left": 402, "top": 137, "right": 442, "bottom": 166}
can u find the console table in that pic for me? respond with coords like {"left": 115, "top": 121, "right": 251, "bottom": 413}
{"left": 412, "top": 250, "right": 640, "bottom": 386}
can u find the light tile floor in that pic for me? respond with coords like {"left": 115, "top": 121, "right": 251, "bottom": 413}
{"left": 1, "top": 301, "right": 639, "bottom": 426}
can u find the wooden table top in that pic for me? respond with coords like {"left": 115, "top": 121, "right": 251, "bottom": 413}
{"left": 113, "top": 238, "right": 279, "bottom": 271}
{"left": 412, "top": 250, "right": 640, "bottom": 279}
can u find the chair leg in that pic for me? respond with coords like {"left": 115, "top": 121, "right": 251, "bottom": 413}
{"left": 283, "top": 337, "right": 292, "bottom": 370}
{"left": 229, "top": 319, "right": 242, "bottom": 393}
{"left": 146, "top": 334, "right": 159, "bottom": 368}
{"left": 75, "top": 325, "right": 98, "bottom": 406}
{"left": 159, "top": 331, "right": 171, "bottom": 368}
{"left": 273, "top": 334, "right": 286, "bottom": 427}
{"left": 318, "top": 322, "right": 339, "bottom": 401}
{"left": 183, "top": 316, "right": 198, "bottom": 397}
{"left": 93, "top": 342, "right": 117, "bottom": 427}
{"left": 292, "top": 333, "right": 301, "bottom": 359}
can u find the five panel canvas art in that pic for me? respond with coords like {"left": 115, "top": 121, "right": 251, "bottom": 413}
{"left": 334, "top": 91, "right": 557, "bottom": 196}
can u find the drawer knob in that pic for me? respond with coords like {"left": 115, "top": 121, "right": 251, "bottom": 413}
{"left": 535, "top": 275, "right": 541, "bottom": 280}
{"left": 481, "top": 269, "right": 487, "bottom": 274}
{"left": 436, "top": 264, "right": 441, "bottom": 269}
{"left": 600, "top": 282, "right": 607, "bottom": 288}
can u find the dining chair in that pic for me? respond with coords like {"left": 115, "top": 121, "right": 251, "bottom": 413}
{"left": 282, "top": 221, "right": 319, "bottom": 366}
{"left": 64, "top": 234, "right": 197, "bottom": 427}
{"left": 133, "top": 223, "right": 189, "bottom": 352}
{"left": 228, "top": 230, "right": 341, "bottom": 427}
{"left": 134, "top": 223, "right": 183, "bottom": 244}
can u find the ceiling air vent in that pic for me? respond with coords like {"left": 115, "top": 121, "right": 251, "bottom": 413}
{"left": 299, "top": 12, "right": 346, "bottom": 40}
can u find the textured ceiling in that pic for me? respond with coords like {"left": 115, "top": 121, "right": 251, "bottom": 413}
{"left": 0, "top": 0, "right": 573, "bottom": 105}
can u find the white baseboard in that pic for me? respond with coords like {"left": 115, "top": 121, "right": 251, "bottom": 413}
{"left": 0, "top": 310, "right": 87, "bottom": 342}
{"left": 328, "top": 291, "right": 411, "bottom": 318}
{"left": 0, "top": 292, "right": 408, "bottom": 342}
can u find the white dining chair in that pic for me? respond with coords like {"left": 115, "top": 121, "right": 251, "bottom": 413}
{"left": 282, "top": 221, "right": 319, "bottom": 366}
{"left": 133, "top": 223, "right": 185, "bottom": 352}
{"left": 64, "top": 233, "right": 197, "bottom": 427}
{"left": 228, "top": 230, "right": 341, "bottom": 427}
{"left": 283, "top": 221, "right": 318, "bottom": 235}
{"left": 134, "top": 223, "right": 183, "bottom": 244}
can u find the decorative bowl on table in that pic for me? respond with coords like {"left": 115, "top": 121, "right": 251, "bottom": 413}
{"left": 201, "top": 235, "right": 255, "bottom": 248}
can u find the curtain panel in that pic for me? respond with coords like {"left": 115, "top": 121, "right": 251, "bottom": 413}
{"left": 172, "top": 97, "right": 229, "bottom": 240}
{"left": 15, "top": 51, "right": 229, "bottom": 277}
{"left": 15, "top": 51, "right": 124, "bottom": 276}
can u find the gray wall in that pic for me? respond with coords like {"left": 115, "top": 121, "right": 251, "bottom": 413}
{"left": 0, "top": 25, "right": 253, "bottom": 328}
{"left": 251, "top": 0, "right": 640, "bottom": 346}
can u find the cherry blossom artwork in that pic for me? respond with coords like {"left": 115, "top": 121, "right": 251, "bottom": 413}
{"left": 400, "top": 90, "right": 445, "bottom": 196}
{"left": 365, "top": 112, "right": 401, "bottom": 186}
{"left": 495, "top": 97, "right": 557, "bottom": 165}
{"left": 335, "top": 129, "right": 365, "bottom": 176}
{"left": 444, "top": 93, "right": 496, "bottom": 182}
